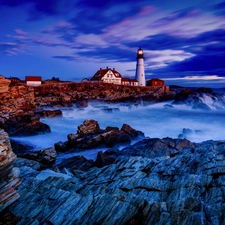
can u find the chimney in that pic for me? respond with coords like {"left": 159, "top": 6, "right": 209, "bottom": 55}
{"left": 113, "top": 68, "right": 115, "bottom": 70}
{"left": 106, "top": 66, "right": 108, "bottom": 69}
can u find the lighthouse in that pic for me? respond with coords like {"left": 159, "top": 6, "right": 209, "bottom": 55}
{"left": 135, "top": 48, "right": 146, "bottom": 86}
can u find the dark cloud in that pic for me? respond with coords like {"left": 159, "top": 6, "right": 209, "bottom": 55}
{"left": 0, "top": 0, "right": 74, "bottom": 20}
{"left": 153, "top": 7, "right": 200, "bottom": 27}
{"left": 69, "top": 1, "right": 151, "bottom": 34}
{"left": 149, "top": 45, "right": 225, "bottom": 78}
{"left": 126, "top": 29, "right": 225, "bottom": 54}
{"left": 211, "top": 1, "right": 225, "bottom": 16}
{"left": 126, "top": 34, "right": 186, "bottom": 51}
{"left": 77, "top": 47, "right": 135, "bottom": 62}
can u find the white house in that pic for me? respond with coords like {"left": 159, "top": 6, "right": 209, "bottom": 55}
{"left": 91, "top": 67, "right": 138, "bottom": 86}
{"left": 25, "top": 76, "right": 42, "bottom": 86}
{"left": 91, "top": 67, "right": 122, "bottom": 85}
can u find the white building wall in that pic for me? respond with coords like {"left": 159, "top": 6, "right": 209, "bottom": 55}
{"left": 102, "top": 71, "right": 121, "bottom": 84}
{"left": 26, "top": 81, "right": 41, "bottom": 86}
{"left": 135, "top": 58, "right": 146, "bottom": 86}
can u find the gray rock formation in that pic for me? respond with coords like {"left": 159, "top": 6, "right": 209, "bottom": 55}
{"left": 55, "top": 120, "right": 144, "bottom": 152}
{"left": 3, "top": 138, "right": 225, "bottom": 224}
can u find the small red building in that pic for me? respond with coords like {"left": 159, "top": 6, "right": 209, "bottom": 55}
{"left": 25, "top": 76, "right": 42, "bottom": 86}
{"left": 146, "top": 78, "right": 164, "bottom": 87}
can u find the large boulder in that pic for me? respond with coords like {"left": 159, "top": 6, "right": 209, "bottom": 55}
{"left": 0, "top": 76, "right": 11, "bottom": 93}
{"left": 77, "top": 119, "right": 100, "bottom": 136}
{"left": 58, "top": 121, "right": 145, "bottom": 151}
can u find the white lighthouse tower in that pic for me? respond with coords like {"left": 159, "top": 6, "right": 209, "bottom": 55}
{"left": 135, "top": 48, "right": 146, "bottom": 86}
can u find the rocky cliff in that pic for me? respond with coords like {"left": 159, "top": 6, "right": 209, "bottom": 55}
{"left": 0, "top": 129, "right": 21, "bottom": 212}
{"left": 0, "top": 76, "right": 10, "bottom": 93}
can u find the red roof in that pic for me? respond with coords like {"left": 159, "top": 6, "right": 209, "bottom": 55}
{"left": 25, "top": 76, "right": 42, "bottom": 82}
{"left": 130, "top": 79, "right": 138, "bottom": 82}
{"left": 91, "top": 67, "right": 122, "bottom": 81}
{"left": 148, "top": 78, "right": 163, "bottom": 82}
{"left": 121, "top": 78, "right": 130, "bottom": 81}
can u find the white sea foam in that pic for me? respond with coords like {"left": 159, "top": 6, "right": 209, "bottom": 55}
{"left": 11, "top": 97, "right": 225, "bottom": 160}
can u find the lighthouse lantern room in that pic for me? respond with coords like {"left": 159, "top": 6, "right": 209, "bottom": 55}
{"left": 135, "top": 48, "right": 146, "bottom": 86}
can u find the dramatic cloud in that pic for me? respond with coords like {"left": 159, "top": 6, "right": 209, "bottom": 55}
{"left": 0, "top": 0, "right": 225, "bottom": 86}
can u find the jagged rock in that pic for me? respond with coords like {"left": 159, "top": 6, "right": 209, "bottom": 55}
{"left": 164, "top": 104, "right": 174, "bottom": 108}
{"left": 178, "top": 128, "right": 203, "bottom": 139}
{"left": 95, "top": 151, "right": 116, "bottom": 168}
{"left": 172, "top": 87, "right": 225, "bottom": 110}
{"left": 0, "top": 129, "right": 21, "bottom": 212}
{"left": 0, "top": 76, "right": 11, "bottom": 93}
{"left": 101, "top": 107, "right": 120, "bottom": 113}
{"left": 192, "top": 102, "right": 211, "bottom": 110}
{"left": 3, "top": 139, "right": 225, "bottom": 224}
{"left": 10, "top": 139, "right": 34, "bottom": 157}
{"left": 121, "top": 123, "right": 144, "bottom": 138}
{"left": 57, "top": 155, "right": 95, "bottom": 171}
{"left": 120, "top": 137, "right": 196, "bottom": 158}
{"left": 4, "top": 113, "right": 51, "bottom": 136}
{"left": 24, "top": 147, "right": 57, "bottom": 165}
{"left": 35, "top": 109, "right": 62, "bottom": 118}
{"left": 54, "top": 141, "right": 68, "bottom": 152}
{"left": 77, "top": 119, "right": 100, "bottom": 136}
{"left": 57, "top": 121, "right": 144, "bottom": 152}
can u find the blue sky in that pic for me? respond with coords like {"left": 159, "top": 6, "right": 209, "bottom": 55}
{"left": 0, "top": 0, "right": 225, "bottom": 88}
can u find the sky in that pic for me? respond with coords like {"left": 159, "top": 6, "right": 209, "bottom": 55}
{"left": 0, "top": 0, "right": 225, "bottom": 88}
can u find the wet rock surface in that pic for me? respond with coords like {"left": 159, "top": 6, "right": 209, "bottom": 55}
{"left": 3, "top": 113, "right": 51, "bottom": 136}
{"left": 55, "top": 120, "right": 144, "bottom": 152}
{"left": 172, "top": 87, "right": 225, "bottom": 110}
{"left": 2, "top": 137, "right": 225, "bottom": 224}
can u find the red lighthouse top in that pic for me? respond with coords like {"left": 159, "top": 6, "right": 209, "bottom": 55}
{"left": 137, "top": 48, "right": 144, "bottom": 59}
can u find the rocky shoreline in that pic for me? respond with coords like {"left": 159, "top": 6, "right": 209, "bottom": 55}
{"left": 1, "top": 130, "right": 225, "bottom": 224}
{"left": 1, "top": 77, "right": 225, "bottom": 224}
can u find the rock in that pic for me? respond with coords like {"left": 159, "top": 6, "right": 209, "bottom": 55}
{"left": 192, "top": 103, "right": 211, "bottom": 110}
{"left": 164, "top": 104, "right": 174, "bottom": 108}
{"left": 0, "top": 76, "right": 11, "bottom": 93}
{"left": 58, "top": 122, "right": 144, "bottom": 152}
{"left": 75, "top": 99, "right": 89, "bottom": 108}
{"left": 54, "top": 141, "right": 68, "bottom": 152}
{"left": 77, "top": 120, "right": 100, "bottom": 136}
{"left": 10, "top": 139, "right": 34, "bottom": 157}
{"left": 120, "top": 137, "right": 196, "bottom": 158}
{"left": 4, "top": 114, "right": 51, "bottom": 136}
{"left": 95, "top": 151, "right": 116, "bottom": 168}
{"left": 13, "top": 157, "right": 41, "bottom": 171}
{"left": 35, "top": 109, "right": 62, "bottom": 118}
{"left": 121, "top": 123, "right": 144, "bottom": 138}
{"left": 101, "top": 108, "right": 120, "bottom": 113}
{"left": 57, "top": 155, "right": 95, "bottom": 172}
{"left": 24, "top": 147, "right": 57, "bottom": 165}
{"left": 0, "top": 129, "right": 21, "bottom": 212}
{"left": 3, "top": 139, "right": 225, "bottom": 224}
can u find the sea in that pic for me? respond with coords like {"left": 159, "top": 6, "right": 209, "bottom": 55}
{"left": 11, "top": 89, "right": 225, "bottom": 162}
